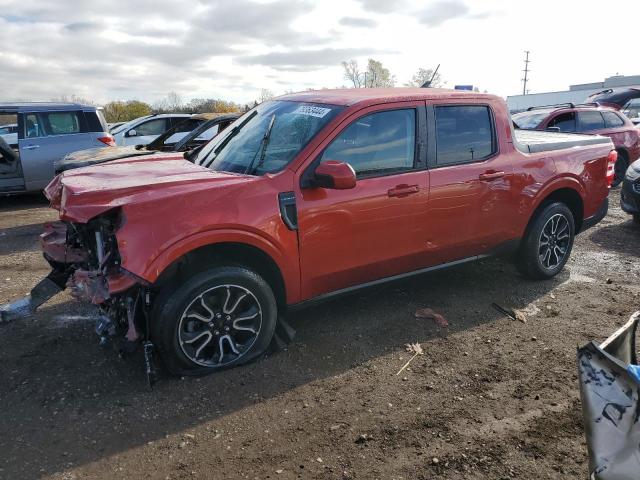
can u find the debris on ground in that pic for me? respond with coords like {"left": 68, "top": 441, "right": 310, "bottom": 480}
{"left": 415, "top": 308, "right": 449, "bottom": 327}
{"left": 578, "top": 311, "right": 640, "bottom": 480}
{"left": 491, "top": 303, "right": 528, "bottom": 323}
{"left": 396, "top": 343, "right": 424, "bottom": 375}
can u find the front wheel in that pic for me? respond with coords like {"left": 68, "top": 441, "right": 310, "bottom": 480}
{"left": 516, "top": 202, "right": 575, "bottom": 280}
{"left": 151, "top": 266, "right": 278, "bottom": 375}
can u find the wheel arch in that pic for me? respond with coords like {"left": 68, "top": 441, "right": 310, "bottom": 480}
{"left": 527, "top": 185, "right": 585, "bottom": 236}
{"left": 153, "top": 241, "right": 288, "bottom": 312}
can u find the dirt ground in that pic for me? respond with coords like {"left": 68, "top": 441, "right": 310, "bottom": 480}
{"left": 0, "top": 189, "right": 638, "bottom": 480}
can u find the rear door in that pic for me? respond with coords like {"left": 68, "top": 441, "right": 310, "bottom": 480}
{"left": 19, "top": 110, "right": 95, "bottom": 191}
{"left": 424, "top": 103, "right": 517, "bottom": 263}
{"left": 296, "top": 102, "right": 429, "bottom": 298}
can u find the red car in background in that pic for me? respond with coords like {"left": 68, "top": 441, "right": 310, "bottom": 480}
{"left": 513, "top": 103, "right": 640, "bottom": 186}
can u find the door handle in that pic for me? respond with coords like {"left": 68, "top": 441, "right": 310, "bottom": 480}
{"left": 23, "top": 145, "right": 40, "bottom": 150}
{"left": 388, "top": 184, "right": 420, "bottom": 197}
{"left": 479, "top": 171, "right": 505, "bottom": 181}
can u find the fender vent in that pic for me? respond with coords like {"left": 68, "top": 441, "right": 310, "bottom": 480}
{"left": 278, "top": 192, "right": 298, "bottom": 231}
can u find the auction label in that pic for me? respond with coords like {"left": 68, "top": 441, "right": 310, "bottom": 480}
{"left": 293, "top": 105, "right": 332, "bottom": 118}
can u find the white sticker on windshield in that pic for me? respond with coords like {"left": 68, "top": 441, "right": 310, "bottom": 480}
{"left": 293, "top": 105, "right": 331, "bottom": 118}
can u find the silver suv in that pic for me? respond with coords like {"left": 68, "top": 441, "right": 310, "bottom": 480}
{"left": 0, "top": 102, "right": 112, "bottom": 194}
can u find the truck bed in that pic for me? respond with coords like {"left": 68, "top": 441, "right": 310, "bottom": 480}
{"left": 514, "top": 129, "right": 611, "bottom": 154}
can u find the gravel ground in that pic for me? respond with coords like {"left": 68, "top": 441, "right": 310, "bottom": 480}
{"left": 0, "top": 189, "right": 638, "bottom": 480}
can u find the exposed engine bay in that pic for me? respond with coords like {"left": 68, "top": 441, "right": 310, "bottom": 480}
{"left": 0, "top": 210, "right": 159, "bottom": 383}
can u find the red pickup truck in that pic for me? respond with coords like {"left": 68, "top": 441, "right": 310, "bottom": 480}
{"left": 1, "top": 89, "right": 617, "bottom": 377}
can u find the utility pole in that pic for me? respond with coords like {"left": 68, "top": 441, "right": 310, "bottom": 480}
{"left": 522, "top": 50, "right": 531, "bottom": 95}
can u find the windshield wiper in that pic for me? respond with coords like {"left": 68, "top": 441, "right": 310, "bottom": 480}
{"left": 245, "top": 114, "right": 276, "bottom": 175}
{"left": 202, "top": 110, "right": 257, "bottom": 168}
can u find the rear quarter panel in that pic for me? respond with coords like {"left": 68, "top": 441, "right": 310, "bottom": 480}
{"left": 512, "top": 144, "right": 611, "bottom": 233}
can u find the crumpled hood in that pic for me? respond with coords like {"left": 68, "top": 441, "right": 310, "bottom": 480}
{"left": 45, "top": 156, "right": 255, "bottom": 223}
{"left": 55, "top": 145, "right": 159, "bottom": 174}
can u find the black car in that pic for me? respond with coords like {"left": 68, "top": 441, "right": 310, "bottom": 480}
{"left": 55, "top": 112, "right": 240, "bottom": 173}
{"left": 621, "top": 158, "right": 640, "bottom": 223}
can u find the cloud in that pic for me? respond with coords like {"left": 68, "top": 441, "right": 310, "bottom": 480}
{"left": 339, "top": 17, "right": 378, "bottom": 28}
{"left": 235, "top": 47, "right": 390, "bottom": 72}
{"left": 355, "top": 0, "right": 408, "bottom": 13}
{"left": 417, "top": 0, "right": 487, "bottom": 27}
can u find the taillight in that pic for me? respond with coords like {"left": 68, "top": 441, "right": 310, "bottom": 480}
{"left": 98, "top": 136, "right": 116, "bottom": 147}
{"left": 606, "top": 150, "right": 618, "bottom": 188}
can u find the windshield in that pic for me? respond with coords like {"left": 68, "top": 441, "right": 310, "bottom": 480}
{"left": 623, "top": 99, "right": 640, "bottom": 121}
{"left": 110, "top": 116, "right": 150, "bottom": 135}
{"left": 512, "top": 111, "right": 549, "bottom": 129}
{"left": 194, "top": 101, "right": 343, "bottom": 175}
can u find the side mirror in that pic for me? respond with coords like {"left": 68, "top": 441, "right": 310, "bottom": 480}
{"left": 314, "top": 160, "right": 356, "bottom": 190}
{"left": 546, "top": 126, "right": 561, "bottom": 133}
{"left": 126, "top": 129, "right": 138, "bottom": 137}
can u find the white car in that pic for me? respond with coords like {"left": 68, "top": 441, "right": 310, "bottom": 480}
{"left": 0, "top": 123, "right": 18, "bottom": 145}
{"left": 110, "top": 114, "right": 191, "bottom": 146}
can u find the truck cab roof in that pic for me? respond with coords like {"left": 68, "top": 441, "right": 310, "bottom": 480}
{"left": 278, "top": 88, "right": 494, "bottom": 107}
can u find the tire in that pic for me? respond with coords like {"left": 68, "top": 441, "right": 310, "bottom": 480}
{"left": 634, "top": 214, "right": 640, "bottom": 225}
{"left": 151, "top": 266, "right": 278, "bottom": 376}
{"left": 516, "top": 202, "right": 575, "bottom": 280}
{"left": 611, "top": 150, "right": 629, "bottom": 188}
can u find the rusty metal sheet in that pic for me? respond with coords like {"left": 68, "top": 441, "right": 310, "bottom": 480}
{"left": 577, "top": 312, "right": 640, "bottom": 480}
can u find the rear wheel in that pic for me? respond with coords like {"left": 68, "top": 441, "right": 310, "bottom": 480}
{"left": 152, "top": 266, "right": 277, "bottom": 375}
{"left": 516, "top": 202, "right": 575, "bottom": 279}
{"left": 612, "top": 150, "right": 628, "bottom": 188}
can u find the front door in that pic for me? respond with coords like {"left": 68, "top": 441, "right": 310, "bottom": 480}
{"left": 296, "top": 103, "right": 429, "bottom": 299}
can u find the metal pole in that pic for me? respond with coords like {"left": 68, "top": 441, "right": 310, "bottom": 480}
{"left": 522, "top": 51, "right": 531, "bottom": 95}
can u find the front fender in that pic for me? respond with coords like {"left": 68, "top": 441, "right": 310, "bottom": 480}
{"left": 121, "top": 228, "right": 301, "bottom": 304}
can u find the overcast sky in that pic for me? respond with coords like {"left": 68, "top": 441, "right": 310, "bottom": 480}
{"left": 0, "top": 0, "right": 637, "bottom": 106}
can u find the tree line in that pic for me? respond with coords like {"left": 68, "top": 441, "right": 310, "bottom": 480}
{"left": 342, "top": 59, "right": 445, "bottom": 89}
{"left": 46, "top": 59, "right": 456, "bottom": 124}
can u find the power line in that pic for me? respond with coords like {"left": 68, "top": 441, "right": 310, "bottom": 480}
{"left": 522, "top": 51, "right": 531, "bottom": 95}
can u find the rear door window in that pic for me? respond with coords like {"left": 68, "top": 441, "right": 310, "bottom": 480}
{"left": 577, "top": 111, "right": 605, "bottom": 131}
{"left": 602, "top": 111, "right": 625, "bottom": 128}
{"left": 435, "top": 105, "right": 495, "bottom": 166}
{"left": 548, "top": 112, "right": 576, "bottom": 132}
{"left": 320, "top": 108, "right": 417, "bottom": 178}
{"left": 45, "top": 111, "right": 83, "bottom": 135}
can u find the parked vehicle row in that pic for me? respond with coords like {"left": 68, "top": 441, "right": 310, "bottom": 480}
{"left": 0, "top": 105, "right": 238, "bottom": 194}
{"left": 0, "top": 103, "right": 113, "bottom": 194}
{"left": 56, "top": 112, "right": 240, "bottom": 173}
{"left": 4, "top": 88, "right": 616, "bottom": 378}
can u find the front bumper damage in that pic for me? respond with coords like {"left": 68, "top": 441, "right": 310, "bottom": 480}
{"left": 1, "top": 220, "right": 139, "bottom": 321}
{"left": 577, "top": 311, "right": 640, "bottom": 480}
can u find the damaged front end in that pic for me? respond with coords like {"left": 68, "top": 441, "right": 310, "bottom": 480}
{"left": 1, "top": 208, "right": 148, "bottom": 355}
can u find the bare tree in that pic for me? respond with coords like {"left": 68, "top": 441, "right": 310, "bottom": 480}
{"left": 405, "top": 68, "right": 445, "bottom": 88}
{"left": 259, "top": 89, "right": 275, "bottom": 104}
{"left": 342, "top": 58, "right": 395, "bottom": 88}
{"left": 342, "top": 59, "right": 363, "bottom": 88}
